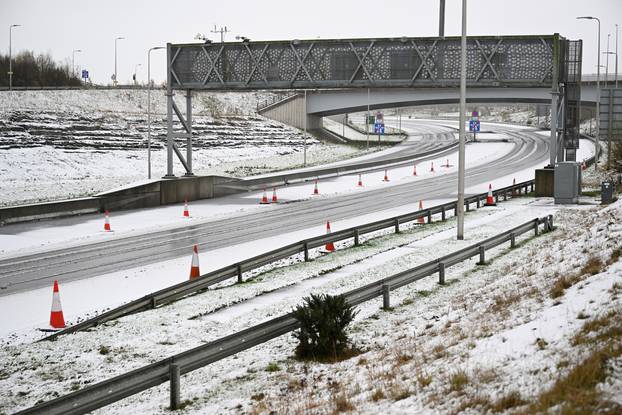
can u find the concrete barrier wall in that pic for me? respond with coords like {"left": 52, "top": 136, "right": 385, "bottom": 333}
{"left": 0, "top": 175, "right": 239, "bottom": 226}
{"left": 259, "top": 95, "right": 322, "bottom": 130}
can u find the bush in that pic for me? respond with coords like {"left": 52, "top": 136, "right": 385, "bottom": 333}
{"left": 293, "top": 293, "right": 357, "bottom": 361}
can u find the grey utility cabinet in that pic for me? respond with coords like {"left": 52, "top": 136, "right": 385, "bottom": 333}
{"left": 554, "top": 162, "right": 581, "bottom": 204}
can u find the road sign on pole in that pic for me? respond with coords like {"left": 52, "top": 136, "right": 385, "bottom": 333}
{"left": 469, "top": 120, "right": 480, "bottom": 132}
{"left": 374, "top": 122, "right": 385, "bottom": 134}
{"left": 81, "top": 70, "right": 89, "bottom": 79}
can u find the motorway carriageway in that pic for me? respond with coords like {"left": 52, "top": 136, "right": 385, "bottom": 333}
{"left": 0, "top": 122, "right": 595, "bottom": 336}
{"left": 0, "top": 122, "right": 549, "bottom": 299}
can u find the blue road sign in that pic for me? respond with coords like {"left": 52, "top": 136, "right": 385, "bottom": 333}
{"left": 469, "top": 120, "right": 480, "bottom": 132}
{"left": 81, "top": 70, "right": 89, "bottom": 79}
{"left": 374, "top": 122, "right": 385, "bottom": 134}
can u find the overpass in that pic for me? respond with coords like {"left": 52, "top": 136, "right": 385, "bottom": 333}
{"left": 164, "top": 34, "right": 583, "bottom": 175}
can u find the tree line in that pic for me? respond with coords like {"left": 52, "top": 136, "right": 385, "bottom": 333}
{"left": 0, "top": 51, "right": 82, "bottom": 87}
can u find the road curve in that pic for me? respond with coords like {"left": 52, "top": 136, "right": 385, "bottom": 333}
{"left": 0, "top": 125, "right": 548, "bottom": 295}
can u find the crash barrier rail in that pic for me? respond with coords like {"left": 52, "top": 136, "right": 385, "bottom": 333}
{"left": 43, "top": 179, "right": 536, "bottom": 342}
{"left": 235, "top": 135, "right": 458, "bottom": 190}
{"left": 18, "top": 213, "right": 553, "bottom": 415}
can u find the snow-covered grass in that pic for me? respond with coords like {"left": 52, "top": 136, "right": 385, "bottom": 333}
{"left": 0, "top": 89, "right": 385, "bottom": 206}
{"left": 4, "top": 194, "right": 619, "bottom": 414}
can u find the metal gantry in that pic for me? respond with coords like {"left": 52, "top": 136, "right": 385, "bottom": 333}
{"left": 164, "top": 34, "right": 581, "bottom": 176}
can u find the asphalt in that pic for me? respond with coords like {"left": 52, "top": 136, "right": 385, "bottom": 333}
{"left": 0, "top": 122, "right": 548, "bottom": 295}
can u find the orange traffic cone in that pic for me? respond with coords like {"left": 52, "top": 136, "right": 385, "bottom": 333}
{"left": 413, "top": 164, "right": 417, "bottom": 176}
{"left": 272, "top": 188, "right": 278, "bottom": 203}
{"left": 189, "top": 244, "right": 200, "bottom": 279}
{"left": 104, "top": 211, "right": 111, "bottom": 232}
{"left": 260, "top": 189, "right": 270, "bottom": 204}
{"left": 325, "top": 221, "right": 335, "bottom": 252}
{"left": 183, "top": 200, "right": 190, "bottom": 217}
{"left": 417, "top": 200, "right": 425, "bottom": 224}
{"left": 485, "top": 184, "right": 496, "bottom": 206}
{"left": 430, "top": 161, "right": 435, "bottom": 173}
{"left": 313, "top": 180, "right": 319, "bottom": 195}
{"left": 383, "top": 169, "right": 390, "bottom": 182}
{"left": 357, "top": 174, "right": 363, "bottom": 187}
{"left": 49, "top": 280, "right": 65, "bottom": 329}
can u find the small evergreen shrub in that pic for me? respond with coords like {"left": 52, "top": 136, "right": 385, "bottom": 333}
{"left": 293, "top": 293, "right": 358, "bottom": 361}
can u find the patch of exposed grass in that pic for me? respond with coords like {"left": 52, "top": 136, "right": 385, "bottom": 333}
{"left": 417, "top": 371, "right": 432, "bottom": 387}
{"left": 371, "top": 388, "right": 385, "bottom": 401}
{"left": 448, "top": 370, "right": 469, "bottom": 393}
{"left": 332, "top": 392, "right": 354, "bottom": 413}
{"left": 580, "top": 255, "right": 604, "bottom": 276}
{"left": 98, "top": 345, "right": 110, "bottom": 355}
{"left": 491, "top": 390, "right": 526, "bottom": 412}
{"left": 489, "top": 291, "right": 521, "bottom": 313}
{"left": 265, "top": 362, "right": 280, "bottom": 372}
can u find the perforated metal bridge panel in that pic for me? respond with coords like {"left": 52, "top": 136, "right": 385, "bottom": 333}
{"left": 168, "top": 35, "right": 563, "bottom": 90}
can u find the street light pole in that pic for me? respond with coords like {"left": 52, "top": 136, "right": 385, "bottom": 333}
{"left": 604, "top": 34, "right": 611, "bottom": 87}
{"left": 303, "top": 90, "right": 307, "bottom": 167}
{"left": 114, "top": 36, "right": 125, "bottom": 86}
{"left": 134, "top": 63, "right": 142, "bottom": 85}
{"left": 72, "top": 49, "right": 82, "bottom": 77}
{"left": 457, "top": 0, "right": 467, "bottom": 240}
{"left": 147, "top": 46, "right": 165, "bottom": 179}
{"left": 577, "top": 17, "right": 601, "bottom": 168}
{"left": 9, "top": 24, "right": 21, "bottom": 90}
{"left": 616, "top": 24, "right": 619, "bottom": 88}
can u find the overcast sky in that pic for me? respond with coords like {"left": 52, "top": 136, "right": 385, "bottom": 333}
{"left": 1, "top": 0, "right": 620, "bottom": 84}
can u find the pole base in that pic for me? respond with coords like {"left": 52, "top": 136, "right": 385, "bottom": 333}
{"left": 162, "top": 174, "right": 177, "bottom": 179}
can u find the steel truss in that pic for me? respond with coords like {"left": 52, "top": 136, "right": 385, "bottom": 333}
{"left": 163, "top": 34, "right": 581, "bottom": 176}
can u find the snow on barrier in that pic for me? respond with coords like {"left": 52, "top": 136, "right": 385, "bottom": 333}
{"left": 17, "top": 213, "right": 554, "bottom": 414}
{"left": 41, "top": 179, "right": 537, "bottom": 343}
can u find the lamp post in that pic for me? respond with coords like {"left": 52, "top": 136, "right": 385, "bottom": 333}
{"left": 604, "top": 34, "right": 611, "bottom": 87}
{"left": 147, "top": 46, "right": 165, "bottom": 179}
{"left": 577, "top": 16, "right": 601, "bottom": 168}
{"left": 114, "top": 36, "right": 125, "bottom": 86}
{"left": 457, "top": 0, "right": 467, "bottom": 240}
{"left": 72, "top": 49, "right": 82, "bottom": 77}
{"left": 616, "top": 24, "right": 619, "bottom": 88}
{"left": 134, "top": 63, "right": 142, "bottom": 85}
{"left": 9, "top": 24, "right": 21, "bottom": 90}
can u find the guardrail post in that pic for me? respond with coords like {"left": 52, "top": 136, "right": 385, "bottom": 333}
{"left": 466, "top": 200, "right": 470, "bottom": 212}
{"left": 530, "top": 183, "right": 534, "bottom": 192}
{"left": 438, "top": 262, "right": 445, "bottom": 285}
{"left": 170, "top": 363, "right": 180, "bottom": 410}
{"left": 354, "top": 229, "right": 360, "bottom": 246}
{"left": 548, "top": 215, "right": 554, "bottom": 231}
{"left": 394, "top": 218, "right": 400, "bottom": 233}
{"left": 303, "top": 242, "right": 309, "bottom": 262}
{"left": 510, "top": 232, "right": 516, "bottom": 249}
{"left": 427, "top": 210, "right": 432, "bottom": 224}
{"left": 494, "top": 194, "right": 499, "bottom": 203}
{"left": 382, "top": 284, "right": 390, "bottom": 310}
{"left": 237, "top": 264, "right": 243, "bottom": 283}
{"left": 441, "top": 207, "right": 446, "bottom": 221}
{"left": 534, "top": 221, "right": 539, "bottom": 236}
{"left": 150, "top": 297, "right": 157, "bottom": 309}
{"left": 476, "top": 198, "right": 480, "bottom": 208}
{"left": 454, "top": 203, "right": 458, "bottom": 217}
{"left": 478, "top": 246, "right": 486, "bottom": 265}
{"left": 503, "top": 190, "right": 508, "bottom": 201}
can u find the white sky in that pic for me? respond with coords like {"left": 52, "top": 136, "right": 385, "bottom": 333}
{"left": 1, "top": 0, "right": 620, "bottom": 84}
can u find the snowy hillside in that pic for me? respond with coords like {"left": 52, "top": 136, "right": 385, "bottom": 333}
{"left": 0, "top": 90, "right": 375, "bottom": 207}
